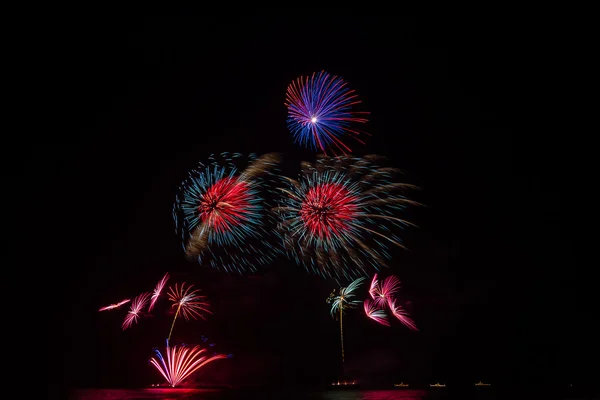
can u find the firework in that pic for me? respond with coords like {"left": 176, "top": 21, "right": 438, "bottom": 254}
{"left": 285, "top": 70, "right": 369, "bottom": 155}
{"left": 166, "top": 282, "right": 211, "bottom": 342}
{"left": 122, "top": 293, "right": 150, "bottom": 330}
{"left": 326, "top": 276, "right": 365, "bottom": 363}
{"left": 148, "top": 272, "right": 170, "bottom": 313}
{"left": 275, "top": 154, "right": 420, "bottom": 281}
{"left": 363, "top": 298, "right": 390, "bottom": 326}
{"left": 150, "top": 342, "right": 227, "bottom": 387}
{"left": 369, "top": 273, "right": 401, "bottom": 308}
{"left": 98, "top": 298, "right": 130, "bottom": 312}
{"left": 173, "top": 152, "right": 282, "bottom": 273}
{"left": 365, "top": 273, "right": 417, "bottom": 331}
{"left": 388, "top": 297, "right": 418, "bottom": 331}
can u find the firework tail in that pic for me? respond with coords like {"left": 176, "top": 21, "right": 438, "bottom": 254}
{"left": 167, "top": 303, "right": 182, "bottom": 344}
{"left": 340, "top": 306, "right": 344, "bottom": 363}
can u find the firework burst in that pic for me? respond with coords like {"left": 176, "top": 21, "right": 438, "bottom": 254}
{"left": 326, "top": 276, "right": 365, "bottom": 363}
{"left": 275, "top": 154, "right": 420, "bottom": 281}
{"left": 364, "top": 273, "right": 417, "bottom": 331}
{"left": 122, "top": 292, "right": 150, "bottom": 330}
{"left": 150, "top": 342, "right": 227, "bottom": 388}
{"left": 285, "top": 70, "right": 369, "bottom": 155}
{"left": 166, "top": 282, "right": 211, "bottom": 342}
{"left": 148, "top": 272, "right": 170, "bottom": 313}
{"left": 173, "top": 152, "right": 282, "bottom": 273}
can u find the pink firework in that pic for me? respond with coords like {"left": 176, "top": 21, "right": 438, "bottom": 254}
{"left": 98, "top": 298, "right": 130, "bottom": 312}
{"left": 167, "top": 283, "right": 211, "bottom": 321}
{"left": 150, "top": 344, "right": 227, "bottom": 388}
{"left": 122, "top": 292, "right": 150, "bottom": 330}
{"left": 388, "top": 298, "right": 418, "bottom": 331}
{"left": 364, "top": 299, "right": 390, "bottom": 326}
{"left": 148, "top": 272, "right": 170, "bottom": 312}
{"left": 369, "top": 273, "right": 401, "bottom": 308}
{"left": 299, "top": 182, "right": 360, "bottom": 240}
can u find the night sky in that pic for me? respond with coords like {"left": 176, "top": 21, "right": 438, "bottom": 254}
{"left": 22, "top": 14, "right": 590, "bottom": 392}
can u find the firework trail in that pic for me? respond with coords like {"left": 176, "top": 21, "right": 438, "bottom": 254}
{"left": 275, "top": 154, "right": 420, "bottom": 282}
{"left": 122, "top": 292, "right": 150, "bottom": 330}
{"left": 173, "top": 152, "right": 282, "bottom": 273}
{"left": 326, "top": 276, "right": 365, "bottom": 363}
{"left": 167, "top": 282, "right": 211, "bottom": 343}
{"left": 148, "top": 272, "right": 170, "bottom": 313}
{"left": 98, "top": 298, "right": 130, "bottom": 312}
{"left": 369, "top": 273, "right": 401, "bottom": 308}
{"left": 363, "top": 298, "right": 390, "bottom": 326}
{"left": 285, "top": 70, "right": 369, "bottom": 155}
{"left": 150, "top": 342, "right": 228, "bottom": 387}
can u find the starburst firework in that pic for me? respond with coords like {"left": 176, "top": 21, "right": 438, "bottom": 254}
{"left": 173, "top": 152, "right": 282, "bottom": 273}
{"left": 275, "top": 154, "right": 420, "bottom": 281}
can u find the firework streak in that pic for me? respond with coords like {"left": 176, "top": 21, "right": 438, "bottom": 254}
{"left": 285, "top": 70, "right": 369, "bottom": 155}
{"left": 148, "top": 272, "right": 170, "bottom": 313}
{"left": 173, "top": 152, "right": 282, "bottom": 273}
{"left": 122, "top": 292, "right": 150, "bottom": 330}
{"left": 98, "top": 298, "right": 130, "bottom": 312}
{"left": 275, "top": 154, "right": 420, "bottom": 282}
{"left": 150, "top": 343, "right": 227, "bottom": 387}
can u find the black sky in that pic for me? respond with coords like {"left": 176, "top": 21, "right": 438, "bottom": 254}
{"left": 18, "top": 13, "right": 589, "bottom": 391}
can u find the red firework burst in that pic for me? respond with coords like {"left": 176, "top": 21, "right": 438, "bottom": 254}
{"left": 199, "top": 177, "right": 252, "bottom": 234}
{"left": 299, "top": 182, "right": 360, "bottom": 239}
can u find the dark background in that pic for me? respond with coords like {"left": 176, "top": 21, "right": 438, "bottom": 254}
{"left": 15, "top": 13, "right": 588, "bottom": 391}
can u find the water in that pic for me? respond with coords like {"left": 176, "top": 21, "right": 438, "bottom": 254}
{"left": 69, "top": 387, "right": 597, "bottom": 400}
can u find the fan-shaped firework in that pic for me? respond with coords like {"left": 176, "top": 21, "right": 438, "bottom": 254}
{"left": 122, "top": 292, "right": 150, "bottom": 330}
{"left": 275, "top": 154, "right": 420, "bottom": 281}
{"left": 363, "top": 298, "right": 390, "bottom": 326}
{"left": 150, "top": 342, "right": 227, "bottom": 388}
{"left": 173, "top": 152, "right": 282, "bottom": 273}
{"left": 98, "top": 298, "right": 130, "bottom": 312}
{"left": 285, "top": 71, "right": 369, "bottom": 155}
{"left": 167, "top": 282, "right": 211, "bottom": 342}
{"left": 148, "top": 272, "right": 170, "bottom": 312}
{"left": 388, "top": 298, "right": 418, "bottom": 331}
{"left": 364, "top": 273, "right": 417, "bottom": 331}
{"left": 369, "top": 273, "right": 401, "bottom": 308}
{"left": 326, "top": 276, "right": 365, "bottom": 363}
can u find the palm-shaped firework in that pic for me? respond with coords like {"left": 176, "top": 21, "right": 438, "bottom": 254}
{"left": 167, "top": 282, "right": 211, "bottom": 344}
{"left": 326, "top": 276, "right": 365, "bottom": 363}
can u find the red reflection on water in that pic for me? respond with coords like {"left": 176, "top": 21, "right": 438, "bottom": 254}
{"left": 360, "top": 390, "right": 428, "bottom": 400}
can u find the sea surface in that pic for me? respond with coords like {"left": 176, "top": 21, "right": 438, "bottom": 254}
{"left": 69, "top": 387, "right": 598, "bottom": 400}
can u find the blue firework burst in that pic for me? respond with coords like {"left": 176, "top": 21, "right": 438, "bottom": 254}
{"left": 285, "top": 71, "right": 369, "bottom": 155}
